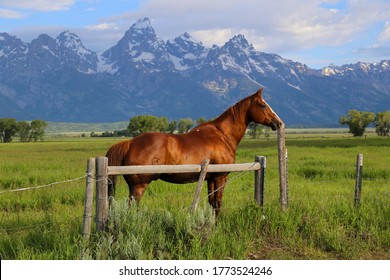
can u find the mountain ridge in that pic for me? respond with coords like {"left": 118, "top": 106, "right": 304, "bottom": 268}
{"left": 1, "top": 17, "right": 389, "bottom": 125}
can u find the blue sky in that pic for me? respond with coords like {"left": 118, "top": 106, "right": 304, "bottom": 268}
{"left": 1, "top": 0, "right": 389, "bottom": 69}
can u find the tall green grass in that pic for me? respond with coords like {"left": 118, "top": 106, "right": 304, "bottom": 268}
{"left": 0, "top": 135, "right": 389, "bottom": 259}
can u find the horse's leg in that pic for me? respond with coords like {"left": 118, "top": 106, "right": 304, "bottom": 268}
{"left": 213, "top": 175, "right": 228, "bottom": 216}
{"left": 108, "top": 175, "right": 116, "bottom": 207}
{"left": 207, "top": 179, "right": 215, "bottom": 207}
{"left": 208, "top": 175, "right": 228, "bottom": 216}
{"left": 124, "top": 175, "right": 151, "bottom": 206}
{"left": 129, "top": 183, "right": 148, "bottom": 205}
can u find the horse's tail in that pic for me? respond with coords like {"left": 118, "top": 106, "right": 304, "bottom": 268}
{"left": 105, "top": 140, "right": 132, "bottom": 198}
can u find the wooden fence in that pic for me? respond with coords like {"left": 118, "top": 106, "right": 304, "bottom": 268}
{"left": 82, "top": 126, "right": 289, "bottom": 239}
{"left": 82, "top": 142, "right": 364, "bottom": 239}
{"left": 82, "top": 155, "right": 268, "bottom": 239}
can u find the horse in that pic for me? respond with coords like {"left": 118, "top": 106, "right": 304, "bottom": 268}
{"left": 106, "top": 88, "right": 282, "bottom": 215}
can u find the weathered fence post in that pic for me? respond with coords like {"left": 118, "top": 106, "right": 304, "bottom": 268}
{"left": 95, "top": 156, "right": 108, "bottom": 232}
{"left": 278, "top": 123, "right": 288, "bottom": 210}
{"left": 82, "top": 158, "right": 95, "bottom": 239}
{"left": 254, "top": 156, "right": 266, "bottom": 207}
{"left": 354, "top": 154, "right": 363, "bottom": 208}
{"left": 285, "top": 148, "right": 289, "bottom": 204}
{"left": 191, "top": 159, "right": 210, "bottom": 213}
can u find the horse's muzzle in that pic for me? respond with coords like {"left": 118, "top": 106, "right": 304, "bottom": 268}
{"left": 270, "top": 119, "right": 283, "bottom": 131}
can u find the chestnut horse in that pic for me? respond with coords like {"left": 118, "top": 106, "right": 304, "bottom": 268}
{"left": 106, "top": 88, "right": 282, "bottom": 214}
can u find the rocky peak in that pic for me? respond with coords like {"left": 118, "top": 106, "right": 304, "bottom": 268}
{"left": 167, "top": 32, "right": 208, "bottom": 70}
{"left": 224, "top": 34, "right": 253, "bottom": 52}
{"left": 102, "top": 17, "right": 173, "bottom": 73}
{"left": 56, "top": 31, "right": 98, "bottom": 73}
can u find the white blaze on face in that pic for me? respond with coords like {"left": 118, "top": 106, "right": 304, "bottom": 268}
{"left": 264, "top": 100, "right": 281, "bottom": 122}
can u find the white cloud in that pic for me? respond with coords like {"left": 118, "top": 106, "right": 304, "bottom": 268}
{"left": 0, "top": 8, "right": 24, "bottom": 18}
{"left": 379, "top": 21, "right": 390, "bottom": 42}
{"left": 191, "top": 29, "right": 237, "bottom": 47}
{"left": 0, "top": 0, "right": 75, "bottom": 12}
{"left": 104, "top": 0, "right": 390, "bottom": 55}
{"left": 3, "top": 0, "right": 390, "bottom": 67}
{"left": 86, "top": 23, "right": 119, "bottom": 31}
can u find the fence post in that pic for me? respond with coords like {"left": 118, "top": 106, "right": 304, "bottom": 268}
{"left": 82, "top": 158, "right": 95, "bottom": 239}
{"left": 191, "top": 159, "right": 210, "bottom": 213}
{"left": 96, "top": 156, "right": 108, "bottom": 232}
{"left": 354, "top": 154, "right": 363, "bottom": 208}
{"left": 254, "top": 156, "right": 266, "bottom": 207}
{"left": 278, "top": 123, "right": 288, "bottom": 210}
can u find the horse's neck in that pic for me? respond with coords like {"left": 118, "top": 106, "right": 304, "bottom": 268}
{"left": 211, "top": 99, "right": 249, "bottom": 150}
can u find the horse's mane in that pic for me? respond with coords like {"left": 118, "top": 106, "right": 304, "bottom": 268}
{"left": 106, "top": 140, "right": 132, "bottom": 166}
{"left": 208, "top": 95, "right": 250, "bottom": 127}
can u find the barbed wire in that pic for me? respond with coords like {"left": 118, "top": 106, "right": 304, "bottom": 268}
{"left": 181, "top": 165, "right": 257, "bottom": 211}
{"left": 0, "top": 173, "right": 90, "bottom": 195}
{"left": 1, "top": 162, "right": 387, "bottom": 233}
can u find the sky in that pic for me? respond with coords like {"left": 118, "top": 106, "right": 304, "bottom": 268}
{"left": 1, "top": 0, "right": 390, "bottom": 69}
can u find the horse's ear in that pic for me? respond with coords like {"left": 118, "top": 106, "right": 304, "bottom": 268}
{"left": 255, "top": 88, "right": 264, "bottom": 97}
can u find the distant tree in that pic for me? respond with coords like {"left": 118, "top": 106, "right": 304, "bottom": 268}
{"left": 0, "top": 118, "right": 18, "bottom": 143}
{"left": 18, "top": 121, "right": 31, "bottom": 142}
{"left": 127, "top": 115, "right": 170, "bottom": 136}
{"left": 196, "top": 117, "right": 207, "bottom": 125}
{"left": 178, "top": 118, "right": 193, "bottom": 134}
{"left": 375, "top": 111, "right": 390, "bottom": 136}
{"left": 101, "top": 131, "right": 113, "bottom": 137}
{"left": 113, "top": 130, "right": 129, "bottom": 137}
{"left": 157, "top": 116, "right": 169, "bottom": 133}
{"left": 264, "top": 126, "right": 271, "bottom": 140}
{"left": 29, "top": 120, "right": 48, "bottom": 142}
{"left": 168, "top": 120, "right": 177, "bottom": 134}
{"left": 339, "top": 110, "right": 375, "bottom": 136}
{"left": 248, "top": 122, "right": 263, "bottom": 139}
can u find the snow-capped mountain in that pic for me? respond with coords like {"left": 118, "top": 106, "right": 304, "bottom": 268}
{"left": 100, "top": 17, "right": 174, "bottom": 74}
{"left": 167, "top": 32, "right": 209, "bottom": 70}
{"left": 1, "top": 17, "right": 389, "bottom": 125}
{"left": 56, "top": 31, "right": 98, "bottom": 73}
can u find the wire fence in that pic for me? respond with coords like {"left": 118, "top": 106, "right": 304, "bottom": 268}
{"left": 0, "top": 174, "right": 89, "bottom": 194}
{"left": 0, "top": 173, "right": 88, "bottom": 234}
{"left": 0, "top": 168, "right": 255, "bottom": 233}
{"left": 1, "top": 162, "right": 388, "bottom": 234}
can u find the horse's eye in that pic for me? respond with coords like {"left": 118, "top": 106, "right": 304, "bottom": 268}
{"left": 259, "top": 104, "right": 267, "bottom": 110}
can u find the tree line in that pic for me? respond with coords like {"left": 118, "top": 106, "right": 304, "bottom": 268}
{"left": 121, "top": 111, "right": 390, "bottom": 138}
{"left": 92, "top": 114, "right": 270, "bottom": 139}
{"left": 339, "top": 110, "right": 390, "bottom": 136}
{"left": 92, "top": 115, "right": 207, "bottom": 137}
{"left": 4, "top": 110, "right": 386, "bottom": 142}
{"left": 0, "top": 118, "right": 48, "bottom": 143}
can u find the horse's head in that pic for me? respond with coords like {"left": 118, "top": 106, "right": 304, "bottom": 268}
{"left": 248, "top": 88, "right": 283, "bottom": 130}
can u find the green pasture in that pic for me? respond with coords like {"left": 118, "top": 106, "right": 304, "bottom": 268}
{"left": 0, "top": 133, "right": 389, "bottom": 259}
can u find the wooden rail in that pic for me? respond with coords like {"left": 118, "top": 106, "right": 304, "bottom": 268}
{"left": 107, "top": 162, "right": 261, "bottom": 175}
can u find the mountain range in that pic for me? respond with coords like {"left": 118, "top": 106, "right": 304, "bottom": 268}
{"left": 1, "top": 17, "right": 389, "bottom": 126}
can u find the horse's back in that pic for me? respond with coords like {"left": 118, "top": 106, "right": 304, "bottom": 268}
{"left": 125, "top": 125, "right": 234, "bottom": 166}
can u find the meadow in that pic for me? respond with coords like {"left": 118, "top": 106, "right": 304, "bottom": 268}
{"left": 0, "top": 132, "right": 389, "bottom": 259}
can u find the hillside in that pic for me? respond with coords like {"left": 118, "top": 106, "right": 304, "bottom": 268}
{"left": 1, "top": 17, "right": 389, "bottom": 126}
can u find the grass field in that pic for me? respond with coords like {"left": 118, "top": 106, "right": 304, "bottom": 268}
{"left": 0, "top": 132, "right": 389, "bottom": 259}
